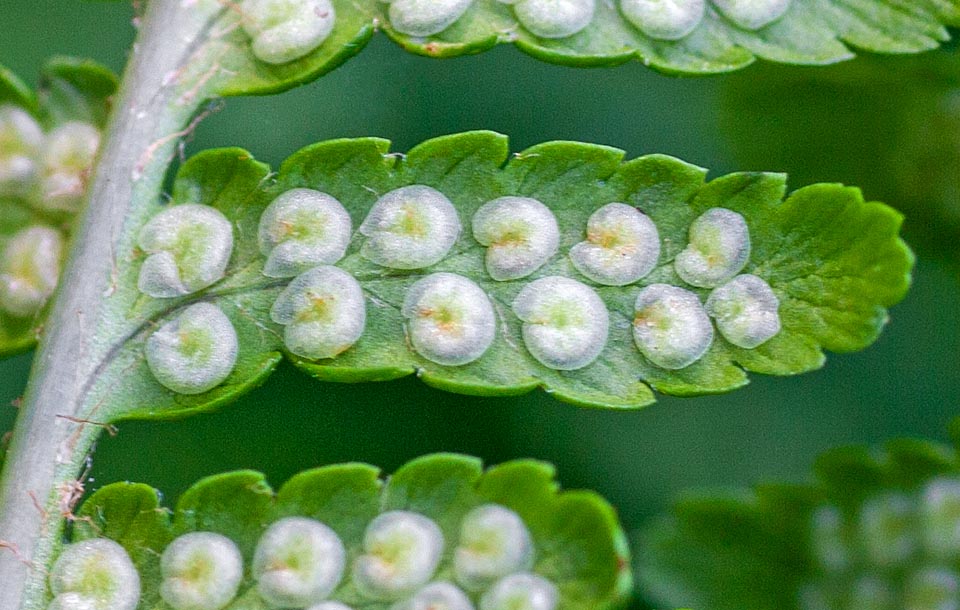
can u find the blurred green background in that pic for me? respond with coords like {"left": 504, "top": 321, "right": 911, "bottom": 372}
{"left": 2, "top": 4, "right": 959, "bottom": 606}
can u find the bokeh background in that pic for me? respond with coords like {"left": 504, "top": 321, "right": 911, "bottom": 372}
{"left": 2, "top": 4, "right": 959, "bottom": 606}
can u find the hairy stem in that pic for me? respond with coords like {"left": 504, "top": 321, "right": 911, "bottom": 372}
{"left": 0, "top": 1, "right": 208, "bottom": 606}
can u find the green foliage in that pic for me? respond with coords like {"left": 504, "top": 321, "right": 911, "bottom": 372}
{"left": 0, "top": 59, "right": 116, "bottom": 357}
{"left": 376, "top": 0, "right": 960, "bottom": 73}
{"left": 636, "top": 427, "right": 960, "bottom": 609}
{"left": 0, "top": 0, "right": 951, "bottom": 603}
{"left": 111, "top": 0, "right": 960, "bottom": 103}
{"left": 201, "top": 0, "right": 375, "bottom": 97}
{"left": 37, "top": 57, "right": 118, "bottom": 127}
{"left": 720, "top": 48, "right": 960, "bottom": 269}
{"left": 72, "top": 453, "right": 631, "bottom": 610}
{"left": 67, "top": 130, "right": 912, "bottom": 419}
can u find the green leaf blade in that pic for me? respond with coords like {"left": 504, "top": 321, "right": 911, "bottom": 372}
{"left": 370, "top": 0, "right": 960, "bottom": 75}
{"left": 38, "top": 56, "right": 119, "bottom": 128}
{"left": 0, "top": 59, "right": 117, "bottom": 358}
{"left": 72, "top": 454, "right": 631, "bottom": 610}
{"left": 163, "top": 0, "right": 960, "bottom": 98}
{"left": 636, "top": 430, "right": 960, "bottom": 610}
{"left": 81, "top": 131, "right": 912, "bottom": 421}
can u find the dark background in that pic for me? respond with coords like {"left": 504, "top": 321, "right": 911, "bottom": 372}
{"left": 2, "top": 4, "right": 959, "bottom": 605}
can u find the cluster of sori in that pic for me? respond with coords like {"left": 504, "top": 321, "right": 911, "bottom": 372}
{"left": 137, "top": 203, "right": 238, "bottom": 395}
{"left": 262, "top": 186, "right": 781, "bottom": 373}
{"left": 139, "top": 184, "right": 783, "bottom": 394}
{"left": 635, "top": 207, "right": 781, "bottom": 370}
{"left": 378, "top": 0, "right": 792, "bottom": 41}
{"left": 801, "top": 478, "right": 960, "bottom": 610}
{"left": 47, "top": 504, "right": 559, "bottom": 610}
{"left": 0, "top": 105, "right": 101, "bottom": 319}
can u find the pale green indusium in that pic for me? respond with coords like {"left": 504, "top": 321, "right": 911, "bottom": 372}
{"left": 258, "top": 188, "right": 352, "bottom": 278}
{"left": 138, "top": 204, "right": 234, "bottom": 298}
{"left": 0, "top": 105, "right": 43, "bottom": 197}
{"left": 0, "top": 225, "right": 63, "bottom": 318}
{"left": 472, "top": 196, "right": 560, "bottom": 281}
{"left": 637, "top": 432, "right": 960, "bottom": 610}
{"left": 270, "top": 265, "right": 366, "bottom": 360}
{"left": 47, "top": 539, "right": 140, "bottom": 610}
{"left": 160, "top": 532, "right": 244, "bottom": 610}
{"left": 145, "top": 302, "right": 239, "bottom": 395}
{"left": 353, "top": 511, "right": 446, "bottom": 600}
{"left": 0, "top": 61, "right": 113, "bottom": 363}
{"left": 66, "top": 456, "right": 620, "bottom": 609}
{"left": 402, "top": 273, "right": 496, "bottom": 366}
{"left": 360, "top": 185, "right": 461, "bottom": 270}
{"left": 36, "top": 121, "right": 100, "bottom": 213}
{"left": 0, "top": 105, "right": 100, "bottom": 208}
{"left": 241, "top": 0, "right": 337, "bottom": 64}
{"left": 253, "top": 517, "right": 347, "bottom": 608}
{"left": 381, "top": 0, "right": 475, "bottom": 37}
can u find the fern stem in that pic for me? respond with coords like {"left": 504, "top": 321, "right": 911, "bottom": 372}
{"left": 0, "top": 1, "right": 206, "bottom": 606}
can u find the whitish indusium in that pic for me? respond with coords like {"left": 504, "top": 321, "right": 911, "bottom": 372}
{"left": 922, "top": 478, "right": 960, "bottom": 560}
{"left": 711, "top": 0, "right": 791, "bottom": 30}
{"left": 499, "top": 0, "right": 596, "bottom": 39}
{"left": 160, "top": 532, "right": 243, "bottom": 610}
{"left": 569, "top": 202, "right": 660, "bottom": 286}
{"left": 633, "top": 284, "right": 713, "bottom": 370}
{"left": 0, "top": 104, "right": 101, "bottom": 211}
{"left": 145, "top": 302, "right": 239, "bottom": 395}
{"left": 455, "top": 505, "right": 534, "bottom": 591}
{"left": 270, "top": 265, "right": 366, "bottom": 360}
{"left": 376, "top": 0, "right": 785, "bottom": 41}
{"left": 142, "top": 183, "right": 783, "bottom": 383}
{"left": 253, "top": 517, "right": 347, "bottom": 608}
{"left": 55, "top": 507, "right": 559, "bottom": 609}
{"left": 705, "top": 274, "right": 780, "bottom": 349}
{"left": 258, "top": 188, "right": 352, "bottom": 278}
{"left": 480, "top": 573, "right": 558, "bottom": 610}
{"left": 472, "top": 196, "right": 559, "bottom": 281}
{"left": 254, "top": 187, "right": 777, "bottom": 373}
{"left": 513, "top": 277, "right": 609, "bottom": 371}
{"left": 382, "top": 0, "right": 475, "bottom": 36}
{"left": 620, "top": 0, "right": 705, "bottom": 40}
{"left": 241, "top": 0, "right": 336, "bottom": 64}
{"left": 395, "top": 582, "right": 475, "bottom": 610}
{"left": 48, "top": 539, "right": 140, "bottom": 610}
{"left": 353, "top": 511, "right": 445, "bottom": 600}
{"left": 360, "top": 185, "right": 461, "bottom": 270}
{"left": 0, "top": 225, "right": 64, "bottom": 318}
{"left": 38, "top": 121, "right": 101, "bottom": 213}
{"left": 138, "top": 203, "right": 234, "bottom": 298}
{"left": 402, "top": 273, "right": 496, "bottom": 366}
{"left": 674, "top": 207, "right": 751, "bottom": 289}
